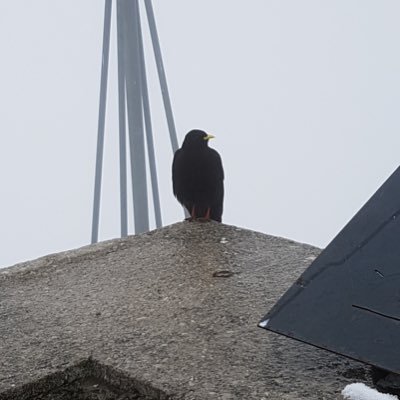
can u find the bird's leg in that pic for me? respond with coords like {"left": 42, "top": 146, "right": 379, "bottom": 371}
{"left": 197, "top": 208, "right": 211, "bottom": 222}
{"left": 185, "top": 206, "right": 196, "bottom": 222}
{"left": 191, "top": 206, "right": 196, "bottom": 219}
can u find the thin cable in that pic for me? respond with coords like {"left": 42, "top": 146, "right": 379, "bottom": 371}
{"left": 91, "top": 0, "right": 112, "bottom": 244}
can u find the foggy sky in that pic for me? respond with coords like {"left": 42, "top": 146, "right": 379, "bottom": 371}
{"left": 1, "top": 1, "right": 400, "bottom": 268}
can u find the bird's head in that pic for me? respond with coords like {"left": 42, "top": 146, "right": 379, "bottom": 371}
{"left": 182, "top": 129, "right": 215, "bottom": 149}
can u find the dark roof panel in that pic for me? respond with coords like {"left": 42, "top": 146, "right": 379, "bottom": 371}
{"left": 259, "top": 166, "right": 400, "bottom": 374}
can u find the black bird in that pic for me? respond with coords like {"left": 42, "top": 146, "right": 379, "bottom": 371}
{"left": 172, "top": 129, "right": 224, "bottom": 222}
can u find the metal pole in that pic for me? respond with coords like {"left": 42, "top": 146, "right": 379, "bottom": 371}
{"left": 91, "top": 0, "right": 112, "bottom": 244}
{"left": 144, "top": 0, "right": 179, "bottom": 153}
{"left": 124, "top": 0, "right": 149, "bottom": 234}
{"left": 117, "top": 0, "right": 128, "bottom": 237}
{"left": 137, "top": 5, "right": 162, "bottom": 228}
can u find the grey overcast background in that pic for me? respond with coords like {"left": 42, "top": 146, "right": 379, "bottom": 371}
{"left": 1, "top": 1, "right": 400, "bottom": 269}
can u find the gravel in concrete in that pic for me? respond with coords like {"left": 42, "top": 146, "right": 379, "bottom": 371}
{"left": 0, "top": 222, "right": 372, "bottom": 399}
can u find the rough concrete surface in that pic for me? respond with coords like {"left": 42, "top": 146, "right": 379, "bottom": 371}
{"left": 0, "top": 222, "right": 372, "bottom": 399}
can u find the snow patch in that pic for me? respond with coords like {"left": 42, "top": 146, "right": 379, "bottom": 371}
{"left": 258, "top": 319, "right": 269, "bottom": 328}
{"left": 342, "top": 383, "right": 398, "bottom": 400}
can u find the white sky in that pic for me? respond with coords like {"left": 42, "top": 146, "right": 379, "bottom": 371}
{"left": 1, "top": 1, "right": 400, "bottom": 268}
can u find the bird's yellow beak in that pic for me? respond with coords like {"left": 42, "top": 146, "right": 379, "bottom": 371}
{"left": 204, "top": 134, "right": 215, "bottom": 141}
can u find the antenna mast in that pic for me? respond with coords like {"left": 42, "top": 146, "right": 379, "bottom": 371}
{"left": 91, "top": 0, "right": 179, "bottom": 244}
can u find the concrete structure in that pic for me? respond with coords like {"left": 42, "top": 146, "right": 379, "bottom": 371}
{"left": 0, "top": 222, "right": 373, "bottom": 399}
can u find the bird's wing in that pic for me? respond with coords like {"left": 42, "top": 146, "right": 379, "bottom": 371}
{"left": 211, "top": 149, "right": 224, "bottom": 221}
{"left": 172, "top": 149, "right": 181, "bottom": 197}
{"left": 210, "top": 149, "right": 224, "bottom": 182}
